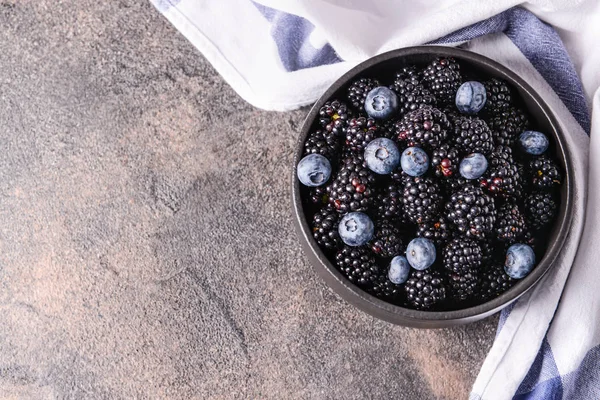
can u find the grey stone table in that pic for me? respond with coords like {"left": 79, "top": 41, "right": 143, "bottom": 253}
{"left": 0, "top": 1, "right": 497, "bottom": 398}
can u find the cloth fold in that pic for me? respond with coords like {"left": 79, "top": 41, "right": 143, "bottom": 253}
{"left": 151, "top": 1, "right": 600, "bottom": 398}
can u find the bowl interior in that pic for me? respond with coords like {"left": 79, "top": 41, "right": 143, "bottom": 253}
{"left": 292, "top": 46, "right": 573, "bottom": 327}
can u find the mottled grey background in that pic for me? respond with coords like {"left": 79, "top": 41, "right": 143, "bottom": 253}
{"left": 0, "top": 1, "right": 497, "bottom": 399}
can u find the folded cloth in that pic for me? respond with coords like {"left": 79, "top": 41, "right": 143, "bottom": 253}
{"left": 151, "top": 1, "right": 600, "bottom": 398}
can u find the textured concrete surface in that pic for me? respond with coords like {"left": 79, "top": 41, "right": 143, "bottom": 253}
{"left": 0, "top": 1, "right": 498, "bottom": 399}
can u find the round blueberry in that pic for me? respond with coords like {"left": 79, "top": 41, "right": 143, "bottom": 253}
{"left": 505, "top": 244, "right": 536, "bottom": 279}
{"left": 364, "top": 86, "right": 398, "bottom": 120}
{"left": 459, "top": 153, "right": 488, "bottom": 179}
{"left": 455, "top": 81, "right": 486, "bottom": 114}
{"left": 389, "top": 256, "right": 410, "bottom": 284}
{"left": 519, "top": 131, "right": 549, "bottom": 155}
{"left": 364, "top": 138, "right": 400, "bottom": 174}
{"left": 406, "top": 238, "right": 436, "bottom": 271}
{"left": 297, "top": 154, "right": 332, "bottom": 187}
{"left": 401, "top": 147, "right": 429, "bottom": 177}
{"left": 338, "top": 212, "right": 374, "bottom": 247}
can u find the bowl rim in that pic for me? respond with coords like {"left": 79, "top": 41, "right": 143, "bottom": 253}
{"left": 291, "top": 45, "right": 574, "bottom": 327}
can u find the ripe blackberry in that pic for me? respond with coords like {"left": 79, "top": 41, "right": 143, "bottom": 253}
{"left": 480, "top": 265, "right": 515, "bottom": 299}
{"left": 403, "top": 176, "right": 443, "bottom": 224}
{"left": 495, "top": 202, "right": 527, "bottom": 243}
{"left": 345, "top": 116, "right": 379, "bottom": 152}
{"left": 487, "top": 107, "right": 529, "bottom": 146}
{"left": 396, "top": 106, "right": 450, "bottom": 149}
{"left": 370, "top": 274, "right": 404, "bottom": 300}
{"left": 329, "top": 154, "right": 376, "bottom": 213}
{"left": 448, "top": 269, "right": 479, "bottom": 301}
{"left": 481, "top": 145, "right": 522, "bottom": 198}
{"left": 390, "top": 72, "right": 436, "bottom": 116}
{"left": 370, "top": 221, "right": 404, "bottom": 258}
{"left": 335, "top": 246, "right": 380, "bottom": 288}
{"left": 378, "top": 119, "right": 401, "bottom": 140}
{"left": 527, "top": 156, "right": 562, "bottom": 191}
{"left": 405, "top": 270, "right": 447, "bottom": 309}
{"left": 303, "top": 129, "right": 340, "bottom": 159}
{"left": 312, "top": 205, "right": 341, "bottom": 251}
{"left": 431, "top": 143, "right": 460, "bottom": 178}
{"left": 484, "top": 78, "right": 513, "bottom": 115}
{"left": 443, "top": 237, "right": 483, "bottom": 273}
{"left": 318, "top": 100, "right": 352, "bottom": 137}
{"left": 480, "top": 240, "right": 499, "bottom": 265}
{"left": 446, "top": 184, "right": 497, "bottom": 240}
{"left": 452, "top": 116, "right": 494, "bottom": 155}
{"left": 442, "top": 176, "right": 469, "bottom": 194}
{"left": 308, "top": 184, "right": 331, "bottom": 205}
{"left": 347, "top": 78, "right": 380, "bottom": 110}
{"left": 376, "top": 183, "right": 404, "bottom": 222}
{"left": 422, "top": 57, "right": 462, "bottom": 105}
{"left": 524, "top": 192, "right": 557, "bottom": 229}
{"left": 417, "top": 216, "right": 450, "bottom": 246}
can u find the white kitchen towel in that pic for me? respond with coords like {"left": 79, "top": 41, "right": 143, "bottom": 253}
{"left": 151, "top": 1, "right": 600, "bottom": 398}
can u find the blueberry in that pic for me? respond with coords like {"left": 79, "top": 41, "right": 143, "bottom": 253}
{"left": 364, "top": 138, "right": 400, "bottom": 174}
{"left": 459, "top": 153, "right": 488, "bottom": 179}
{"left": 455, "top": 81, "right": 486, "bottom": 114}
{"left": 389, "top": 256, "right": 410, "bottom": 284}
{"left": 504, "top": 243, "right": 536, "bottom": 279}
{"left": 406, "top": 238, "right": 436, "bottom": 271}
{"left": 401, "top": 147, "right": 429, "bottom": 177}
{"left": 338, "top": 212, "right": 374, "bottom": 246}
{"left": 519, "top": 131, "right": 549, "bottom": 155}
{"left": 364, "top": 86, "right": 398, "bottom": 120}
{"left": 297, "top": 154, "right": 332, "bottom": 187}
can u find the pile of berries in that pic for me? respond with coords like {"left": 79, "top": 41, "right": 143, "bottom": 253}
{"left": 296, "top": 57, "right": 563, "bottom": 310}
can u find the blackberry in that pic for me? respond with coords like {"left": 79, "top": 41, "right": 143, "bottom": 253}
{"left": 480, "top": 265, "right": 515, "bottom": 299}
{"left": 495, "top": 202, "right": 527, "bottom": 243}
{"left": 370, "top": 221, "right": 404, "bottom": 258}
{"left": 480, "top": 240, "right": 499, "bottom": 265}
{"left": 448, "top": 269, "right": 479, "bottom": 301}
{"left": 303, "top": 129, "right": 340, "bottom": 159}
{"left": 443, "top": 237, "right": 483, "bottom": 273}
{"left": 318, "top": 100, "right": 352, "bottom": 137}
{"left": 422, "top": 57, "right": 462, "bottom": 105}
{"left": 370, "top": 272, "right": 404, "bottom": 299}
{"left": 335, "top": 246, "right": 380, "bottom": 288}
{"left": 431, "top": 143, "right": 460, "bottom": 178}
{"left": 312, "top": 205, "right": 341, "bottom": 250}
{"left": 390, "top": 72, "right": 436, "bottom": 116}
{"left": 329, "top": 154, "right": 376, "bottom": 213}
{"left": 452, "top": 116, "right": 494, "bottom": 155}
{"left": 446, "top": 184, "right": 497, "bottom": 240}
{"left": 308, "top": 184, "right": 331, "bottom": 205}
{"left": 403, "top": 176, "right": 443, "bottom": 224}
{"left": 379, "top": 119, "right": 403, "bottom": 141}
{"left": 484, "top": 78, "right": 513, "bottom": 115}
{"left": 443, "top": 176, "right": 469, "bottom": 194}
{"left": 527, "top": 156, "right": 562, "bottom": 191}
{"left": 345, "top": 116, "right": 379, "bottom": 152}
{"left": 488, "top": 107, "right": 529, "bottom": 146}
{"left": 347, "top": 78, "right": 380, "bottom": 110}
{"left": 376, "top": 183, "right": 404, "bottom": 222}
{"left": 405, "top": 270, "right": 447, "bottom": 309}
{"left": 524, "top": 192, "right": 557, "bottom": 229}
{"left": 481, "top": 145, "right": 522, "bottom": 198}
{"left": 396, "top": 106, "right": 450, "bottom": 149}
{"left": 417, "top": 216, "right": 450, "bottom": 246}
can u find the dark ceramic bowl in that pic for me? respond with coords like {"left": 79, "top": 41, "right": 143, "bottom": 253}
{"left": 291, "top": 46, "right": 573, "bottom": 328}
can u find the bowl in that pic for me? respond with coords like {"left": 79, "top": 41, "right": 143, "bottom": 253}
{"left": 291, "top": 46, "right": 573, "bottom": 328}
